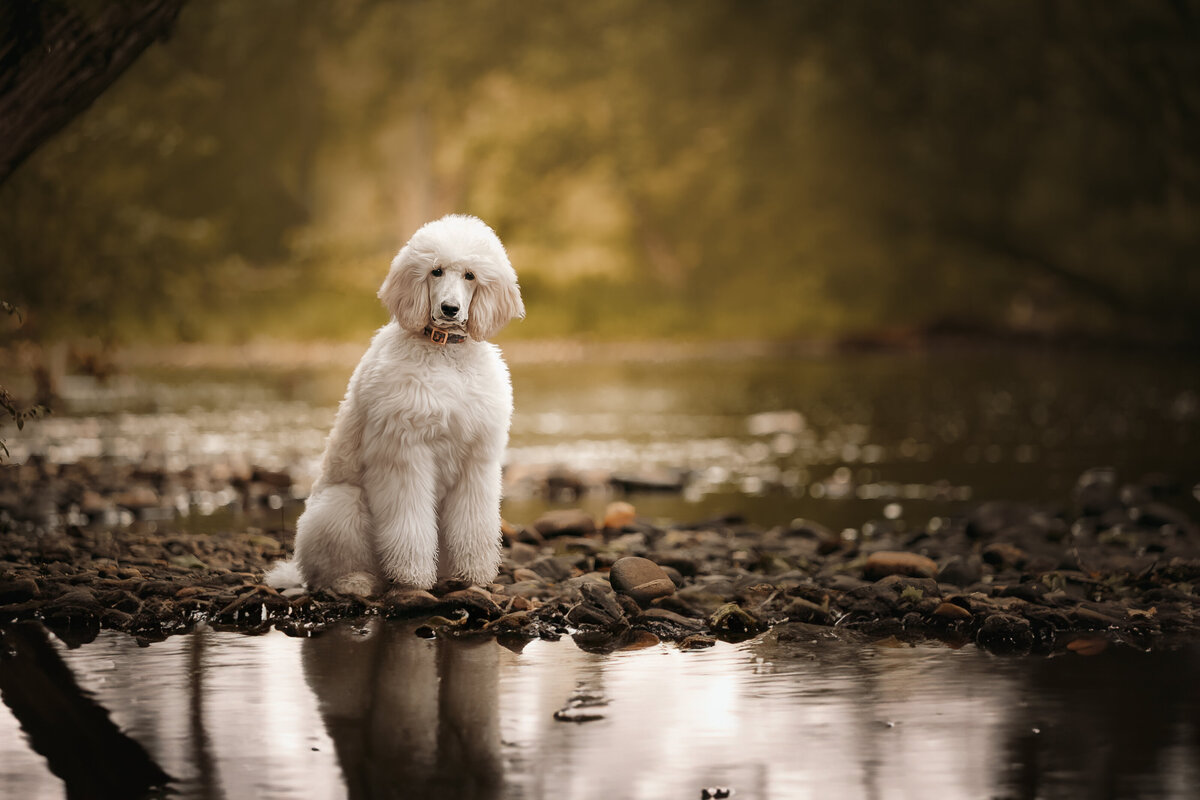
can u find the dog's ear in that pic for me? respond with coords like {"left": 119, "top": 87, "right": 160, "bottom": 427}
{"left": 378, "top": 247, "right": 430, "bottom": 333}
{"left": 467, "top": 270, "right": 525, "bottom": 341}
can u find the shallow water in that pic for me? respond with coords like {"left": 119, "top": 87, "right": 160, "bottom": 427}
{"left": 3, "top": 347, "right": 1198, "bottom": 798}
{"left": 4, "top": 347, "right": 1199, "bottom": 532}
{"left": 1, "top": 622, "right": 1197, "bottom": 799}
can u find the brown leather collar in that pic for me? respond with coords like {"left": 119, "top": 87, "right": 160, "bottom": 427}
{"left": 422, "top": 325, "right": 468, "bottom": 345}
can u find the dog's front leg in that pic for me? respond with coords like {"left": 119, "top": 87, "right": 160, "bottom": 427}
{"left": 438, "top": 453, "right": 503, "bottom": 586}
{"left": 365, "top": 445, "right": 440, "bottom": 590}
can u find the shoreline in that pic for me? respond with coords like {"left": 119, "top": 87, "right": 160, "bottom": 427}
{"left": 2, "top": 472, "right": 1198, "bottom": 655}
{"left": 4, "top": 327, "right": 1199, "bottom": 377}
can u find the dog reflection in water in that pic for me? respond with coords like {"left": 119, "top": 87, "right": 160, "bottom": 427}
{"left": 302, "top": 620, "right": 501, "bottom": 799}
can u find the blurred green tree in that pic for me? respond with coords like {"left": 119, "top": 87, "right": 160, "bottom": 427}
{"left": 0, "top": 0, "right": 1196, "bottom": 346}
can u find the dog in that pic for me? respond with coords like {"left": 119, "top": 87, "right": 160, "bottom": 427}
{"left": 266, "top": 214, "right": 524, "bottom": 595}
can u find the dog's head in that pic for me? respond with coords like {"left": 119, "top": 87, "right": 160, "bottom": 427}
{"left": 379, "top": 214, "right": 524, "bottom": 342}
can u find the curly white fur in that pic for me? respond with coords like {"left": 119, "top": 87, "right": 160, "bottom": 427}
{"left": 265, "top": 214, "right": 524, "bottom": 594}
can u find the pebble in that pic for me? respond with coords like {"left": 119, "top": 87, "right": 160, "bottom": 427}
{"left": 1, "top": 461, "right": 1197, "bottom": 652}
{"left": 931, "top": 601, "right": 972, "bottom": 621}
{"left": 936, "top": 555, "right": 982, "bottom": 587}
{"left": 678, "top": 634, "right": 717, "bottom": 649}
{"left": 506, "top": 541, "right": 539, "bottom": 565}
{"left": 533, "top": 509, "right": 598, "bottom": 538}
{"left": 527, "top": 555, "right": 577, "bottom": 583}
{"left": 976, "top": 613, "right": 1034, "bottom": 652}
{"left": 381, "top": 587, "right": 439, "bottom": 615}
{"left": 863, "top": 551, "right": 938, "bottom": 580}
{"left": 511, "top": 568, "right": 542, "bottom": 583}
{"left": 782, "top": 596, "right": 829, "bottom": 624}
{"left": 619, "top": 630, "right": 661, "bottom": 650}
{"left": 609, "top": 557, "right": 676, "bottom": 606}
{"left": 982, "top": 542, "right": 1027, "bottom": 569}
{"left": 639, "top": 607, "right": 704, "bottom": 630}
{"left": 500, "top": 580, "right": 547, "bottom": 599}
{"left": 0, "top": 578, "right": 39, "bottom": 604}
{"left": 603, "top": 501, "right": 637, "bottom": 529}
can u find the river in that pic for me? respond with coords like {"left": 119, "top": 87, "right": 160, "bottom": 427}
{"left": 1, "top": 344, "right": 1198, "bottom": 799}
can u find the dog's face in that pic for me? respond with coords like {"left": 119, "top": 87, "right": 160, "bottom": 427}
{"left": 379, "top": 214, "right": 525, "bottom": 341}
{"left": 427, "top": 261, "right": 478, "bottom": 332}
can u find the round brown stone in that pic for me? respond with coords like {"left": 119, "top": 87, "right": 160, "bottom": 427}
{"left": 863, "top": 551, "right": 938, "bottom": 580}
{"left": 532, "top": 508, "right": 598, "bottom": 538}
{"left": 609, "top": 556, "right": 676, "bottom": 606}
{"left": 602, "top": 501, "right": 637, "bottom": 529}
{"left": 931, "top": 601, "right": 972, "bottom": 621}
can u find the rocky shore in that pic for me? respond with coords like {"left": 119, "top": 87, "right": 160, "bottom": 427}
{"left": 1, "top": 462, "right": 1198, "bottom": 654}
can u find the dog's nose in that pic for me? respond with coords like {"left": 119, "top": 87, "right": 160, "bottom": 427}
{"left": 440, "top": 302, "right": 459, "bottom": 318}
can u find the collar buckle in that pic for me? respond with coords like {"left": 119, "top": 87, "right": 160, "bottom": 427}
{"left": 423, "top": 326, "right": 464, "bottom": 345}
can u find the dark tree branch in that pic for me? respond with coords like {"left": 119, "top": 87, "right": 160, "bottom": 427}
{"left": 0, "top": 0, "right": 188, "bottom": 185}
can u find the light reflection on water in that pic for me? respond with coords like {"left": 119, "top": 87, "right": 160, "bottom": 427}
{"left": 0, "top": 623, "right": 1196, "bottom": 799}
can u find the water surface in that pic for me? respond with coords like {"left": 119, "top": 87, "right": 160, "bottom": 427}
{"left": 4, "top": 347, "right": 1198, "bottom": 532}
{"left": 1, "top": 622, "right": 1196, "bottom": 799}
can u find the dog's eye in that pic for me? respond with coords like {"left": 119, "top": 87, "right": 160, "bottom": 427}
{"left": 464, "top": 272, "right": 475, "bottom": 281}
{"left": 431, "top": 267, "right": 443, "bottom": 278}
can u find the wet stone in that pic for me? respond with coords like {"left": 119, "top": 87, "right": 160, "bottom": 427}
{"left": 3, "top": 455, "right": 1200, "bottom": 647}
{"left": 931, "top": 601, "right": 972, "bottom": 621}
{"left": 937, "top": 555, "right": 982, "bottom": 587}
{"left": 871, "top": 574, "right": 940, "bottom": 598}
{"left": 527, "top": 555, "right": 577, "bottom": 583}
{"left": 0, "top": 578, "right": 39, "bottom": 604}
{"left": 708, "top": 602, "right": 765, "bottom": 637}
{"left": 505, "top": 541, "right": 540, "bottom": 565}
{"left": 602, "top": 501, "right": 638, "bottom": 530}
{"left": 566, "top": 603, "right": 620, "bottom": 628}
{"left": 500, "top": 580, "right": 548, "bottom": 599}
{"left": 533, "top": 509, "right": 598, "bottom": 538}
{"left": 782, "top": 596, "right": 830, "bottom": 625}
{"left": 1070, "top": 603, "right": 1124, "bottom": 629}
{"left": 864, "top": 551, "right": 938, "bottom": 580}
{"left": 638, "top": 607, "right": 704, "bottom": 631}
{"left": 609, "top": 556, "right": 676, "bottom": 607}
{"left": 976, "top": 613, "right": 1034, "bottom": 653}
{"left": 824, "top": 574, "right": 869, "bottom": 593}
{"left": 49, "top": 587, "right": 98, "bottom": 608}
{"left": 511, "top": 568, "right": 541, "bottom": 583}
{"left": 579, "top": 582, "right": 625, "bottom": 621}
{"left": 678, "top": 634, "right": 717, "bottom": 650}
{"left": 381, "top": 587, "right": 439, "bottom": 616}
{"left": 982, "top": 542, "right": 1027, "bottom": 569}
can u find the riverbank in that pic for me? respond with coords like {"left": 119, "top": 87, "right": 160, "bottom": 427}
{"left": 1, "top": 465, "right": 1197, "bottom": 654}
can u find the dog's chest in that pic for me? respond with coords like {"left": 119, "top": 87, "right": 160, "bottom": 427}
{"left": 367, "top": 354, "right": 506, "bottom": 444}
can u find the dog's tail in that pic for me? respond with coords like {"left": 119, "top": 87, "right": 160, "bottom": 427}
{"left": 263, "top": 559, "right": 305, "bottom": 591}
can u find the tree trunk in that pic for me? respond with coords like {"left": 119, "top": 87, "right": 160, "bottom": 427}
{"left": 0, "top": 0, "right": 188, "bottom": 185}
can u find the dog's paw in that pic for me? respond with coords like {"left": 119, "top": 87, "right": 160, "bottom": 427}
{"left": 331, "top": 571, "right": 383, "bottom": 598}
{"left": 384, "top": 564, "right": 438, "bottom": 591}
{"left": 459, "top": 566, "right": 500, "bottom": 588}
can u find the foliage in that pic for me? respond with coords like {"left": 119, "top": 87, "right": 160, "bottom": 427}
{"left": 0, "top": 302, "right": 47, "bottom": 459}
{"left": 0, "top": 0, "right": 1197, "bottom": 345}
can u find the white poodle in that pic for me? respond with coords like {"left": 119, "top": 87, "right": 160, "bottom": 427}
{"left": 266, "top": 214, "right": 524, "bottom": 595}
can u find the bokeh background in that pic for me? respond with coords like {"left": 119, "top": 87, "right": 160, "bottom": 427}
{"left": 3, "top": 0, "right": 1198, "bottom": 347}
{"left": 1, "top": 1, "right": 1199, "bottom": 534}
